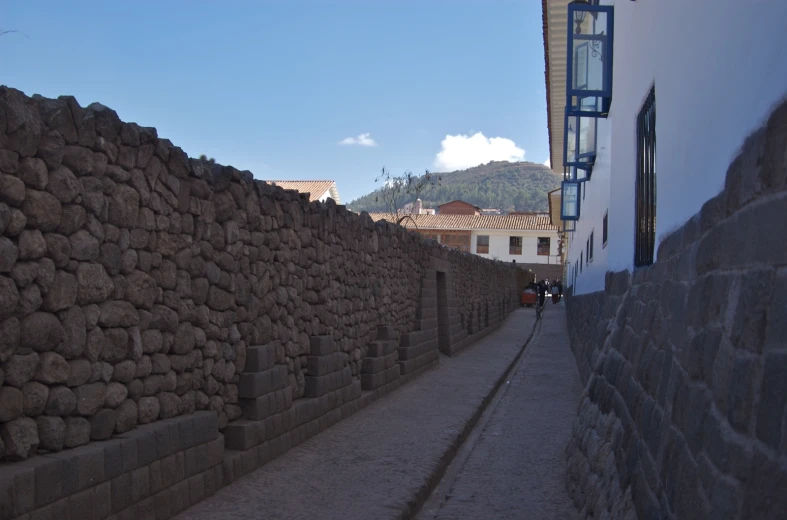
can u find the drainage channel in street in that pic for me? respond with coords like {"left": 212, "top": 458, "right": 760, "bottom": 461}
{"left": 412, "top": 309, "right": 546, "bottom": 520}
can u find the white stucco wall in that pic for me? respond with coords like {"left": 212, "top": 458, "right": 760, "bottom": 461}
{"left": 471, "top": 229, "right": 560, "bottom": 264}
{"left": 566, "top": 0, "right": 787, "bottom": 295}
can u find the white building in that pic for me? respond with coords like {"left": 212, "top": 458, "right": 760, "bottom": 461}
{"left": 265, "top": 180, "right": 341, "bottom": 204}
{"left": 543, "top": 0, "right": 787, "bottom": 295}
{"left": 368, "top": 213, "right": 561, "bottom": 264}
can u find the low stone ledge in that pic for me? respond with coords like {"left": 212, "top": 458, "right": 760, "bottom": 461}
{"left": 441, "top": 318, "right": 506, "bottom": 357}
{"left": 401, "top": 330, "right": 426, "bottom": 348}
{"left": 2, "top": 412, "right": 222, "bottom": 520}
{"left": 361, "top": 352, "right": 397, "bottom": 374}
{"left": 398, "top": 349, "right": 439, "bottom": 375}
{"left": 239, "top": 387, "right": 293, "bottom": 421}
{"left": 224, "top": 381, "right": 362, "bottom": 451}
{"left": 367, "top": 339, "right": 398, "bottom": 358}
{"left": 305, "top": 352, "right": 345, "bottom": 376}
{"left": 304, "top": 366, "right": 352, "bottom": 398}
{"left": 237, "top": 365, "right": 289, "bottom": 398}
{"left": 220, "top": 355, "right": 439, "bottom": 488}
{"left": 361, "top": 366, "right": 401, "bottom": 391}
{"left": 397, "top": 338, "right": 438, "bottom": 361}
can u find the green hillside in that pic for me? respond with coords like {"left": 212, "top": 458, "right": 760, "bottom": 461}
{"left": 347, "top": 161, "right": 561, "bottom": 213}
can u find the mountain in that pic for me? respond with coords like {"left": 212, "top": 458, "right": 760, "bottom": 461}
{"left": 347, "top": 161, "right": 561, "bottom": 214}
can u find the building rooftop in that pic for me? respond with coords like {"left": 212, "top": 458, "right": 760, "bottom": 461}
{"left": 265, "top": 180, "right": 340, "bottom": 204}
{"left": 368, "top": 213, "right": 556, "bottom": 231}
{"left": 438, "top": 200, "right": 482, "bottom": 211}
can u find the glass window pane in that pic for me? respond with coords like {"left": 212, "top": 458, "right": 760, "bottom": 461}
{"left": 571, "top": 11, "right": 609, "bottom": 93}
{"left": 562, "top": 183, "right": 579, "bottom": 219}
{"left": 566, "top": 114, "right": 597, "bottom": 165}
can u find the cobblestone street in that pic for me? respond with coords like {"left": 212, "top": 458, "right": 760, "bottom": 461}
{"left": 177, "top": 309, "right": 541, "bottom": 520}
{"left": 428, "top": 303, "right": 580, "bottom": 520}
{"left": 175, "top": 304, "right": 582, "bottom": 520}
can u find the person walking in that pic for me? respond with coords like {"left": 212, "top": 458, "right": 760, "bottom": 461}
{"left": 537, "top": 279, "right": 547, "bottom": 308}
{"left": 551, "top": 280, "right": 560, "bottom": 304}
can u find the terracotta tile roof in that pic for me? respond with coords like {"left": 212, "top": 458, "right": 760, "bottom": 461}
{"left": 265, "top": 180, "right": 337, "bottom": 203}
{"left": 367, "top": 213, "right": 557, "bottom": 231}
{"left": 437, "top": 200, "right": 481, "bottom": 211}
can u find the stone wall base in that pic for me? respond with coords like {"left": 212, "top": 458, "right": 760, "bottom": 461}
{"left": 3, "top": 412, "right": 222, "bottom": 520}
{"left": 220, "top": 355, "right": 439, "bottom": 489}
{"left": 439, "top": 310, "right": 507, "bottom": 357}
{"left": 564, "top": 97, "right": 787, "bottom": 520}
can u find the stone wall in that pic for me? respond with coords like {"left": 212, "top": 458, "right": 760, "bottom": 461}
{"left": 0, "top": 86, "right": 519, "bottom": 467}
{"left": 563, "top": 98, "right": 787, "bottom": 519}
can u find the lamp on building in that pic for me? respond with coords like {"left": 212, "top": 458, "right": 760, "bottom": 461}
{"left": 565, "top": 1, "right": 614, "bottom": 118}
{"left": 572, "top": 0, "right": 589, "bottom": 34}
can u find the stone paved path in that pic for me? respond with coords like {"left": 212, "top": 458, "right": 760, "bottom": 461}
{"left": 430, "top": 303, "right": 581, "bottom": 520}
{"left": 176, "top": 309, "right": 537, "bottom": 520}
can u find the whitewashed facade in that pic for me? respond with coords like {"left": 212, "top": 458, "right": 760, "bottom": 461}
{"left": 544, "top": 0, "right": 787, "bottom": 295}
{"left": 470, "top": 229, "right": 560, "bottom": 264}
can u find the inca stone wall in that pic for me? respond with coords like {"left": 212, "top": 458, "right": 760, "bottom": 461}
{"left": 0, "top": 86, "right": 519, "bottom": 466}
{"left": 564, "top": 99, "right": 787, "bottom": 519}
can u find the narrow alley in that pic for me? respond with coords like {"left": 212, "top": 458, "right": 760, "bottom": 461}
{"left": 175, "top": 304, "right": 581, "bottom": 520}
{"left": 425, "top": 304, "right": 581, "bottom": 520}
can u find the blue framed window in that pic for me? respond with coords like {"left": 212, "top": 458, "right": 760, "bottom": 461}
{"left": 562, "top": 219, "right": 577, "bottom": 232}
{"left": 561, "top": 181, "right": 581, "bottom": 221}
{"left": 563, "top": 108, "right": 598, "bottom": 173}
{"left": 564, "top": 165, "right": 590, "bottom": 183}
{"left": 566, "top": 2, "right": 614, "bottom": 118}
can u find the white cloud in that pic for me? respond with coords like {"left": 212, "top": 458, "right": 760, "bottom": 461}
{"left": 543, "top": 158, "right": 551, "bottom": 167}
{"left": 339, "top": 133, "right": 378, "bottom": 147}
{"left": 434, "top": 132, "right": 525, "bottom": 171}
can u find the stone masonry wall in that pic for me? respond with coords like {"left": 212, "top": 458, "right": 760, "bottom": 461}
{"left": 564, "top": 98, "right": 787, "bottom": 519}
{"left": 0, "top": 86, "right": 519, "bottom": 463}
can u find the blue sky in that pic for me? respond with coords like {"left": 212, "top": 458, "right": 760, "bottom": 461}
{"left": 1, "top": 0, "right": 549, "bottom": 203}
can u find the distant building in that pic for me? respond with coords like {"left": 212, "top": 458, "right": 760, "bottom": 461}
{"left": 437, "top": 200, "right": 481, "bottom": 215}
{"left": 401, "top": 198, "right": 435, "bottom": 215}
{"left": 368, "top": 212, "right": 560, "bottom": 264}
{"left": 480, "top": 209, "right": 502, "bottom": 215}
{"left": 264, "top": 180, "right": 340, "bottom": 204}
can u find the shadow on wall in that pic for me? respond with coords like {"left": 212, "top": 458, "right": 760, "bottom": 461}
{"left": 563, "top": 98, "right": 787, "bottom": 519}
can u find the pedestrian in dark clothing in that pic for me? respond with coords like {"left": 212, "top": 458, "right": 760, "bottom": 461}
{"left": 537, "top": 279, "right": 547, "bottom": 307}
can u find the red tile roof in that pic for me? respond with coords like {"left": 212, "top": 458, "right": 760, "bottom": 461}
{"left": 265, "top": 180, "right": 336, "bottom": 202}
{"left": 367, "top": 213, "right": 556, "bottom": 231}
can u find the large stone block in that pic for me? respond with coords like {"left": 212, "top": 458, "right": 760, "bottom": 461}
{"left": 303, "top": 367, "right": 352, "bottom": 398}
{"left": 366, "top": 340, "right": 397, "bottom": 358}
{"left": 240, "top": 387, "right": 293, "bottom": 421}
{"left": 244, "top": 343, "right": 277, "bottom": 373}
{"left": 376, "top": 325, "right": 397, "bottom": 341}
{"left": 309, "top": 335, "right": 336, "bottom": 356}
{"left": 361, "top": 365, "right": 400, "bottom": 391}
{"left": 305, "top": 352, "right": 345, "bottom": 376}
{"left": 397, "top": 338, "right": 438, "bottom": 362}
{"left": 237, "top": 365, "right": 289, "bottom": 399}
{"left": 397, "top": 349, "right": 439, "bottom": 375}
{"left": 361, "top": 352, "right": 397, "bottom": 374}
